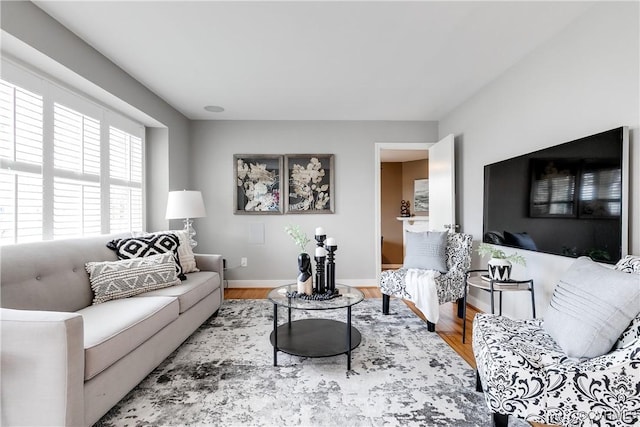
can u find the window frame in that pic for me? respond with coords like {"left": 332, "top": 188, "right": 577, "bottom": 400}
{"left": 0, "top": 59, "right": 146, "bottom": 244}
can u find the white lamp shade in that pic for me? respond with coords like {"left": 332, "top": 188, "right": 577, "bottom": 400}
{"left": 165, "top": 190, "right": 206, "bottom": 219}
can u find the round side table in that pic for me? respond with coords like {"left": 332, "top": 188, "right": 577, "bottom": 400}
{"left": 462, "top": 269, "right": 535, "bottom": 343}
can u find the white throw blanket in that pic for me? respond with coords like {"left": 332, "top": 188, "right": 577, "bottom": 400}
{"left": 404, "top": 269, "right": 441, "bottom": 324}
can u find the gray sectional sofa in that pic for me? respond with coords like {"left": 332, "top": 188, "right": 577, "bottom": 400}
{"left": 0, "top": 234, "right": 224, "bottom": 426}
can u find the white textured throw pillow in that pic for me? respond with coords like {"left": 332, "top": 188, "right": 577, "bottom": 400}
{"left": 86, "top": 253, "right": 181, "bottom": 304}
{"left": 403, "top": 231, "right": 448, "bottom": 273}
{"left": 544, "top": 256, "right": 640, "bottom": 359}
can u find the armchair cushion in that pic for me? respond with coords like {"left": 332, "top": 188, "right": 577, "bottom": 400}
{"left": 543, "top": 257, "right": 640, "bottom": 359}
{"left": 403, "top": 231, "right": 448, "bottom": 272}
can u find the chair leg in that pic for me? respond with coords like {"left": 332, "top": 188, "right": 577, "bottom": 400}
{"left": 426, "top": 321, "right": 435, "bottom": 332}
{"left": 492, "top": 413, "right": 509, "bottom": 427}
{"left": 456, "top": 297, "right": 464, "bottom": 319}
{"left": 475, "top": 370, "right": 483, "bottom": 392}
{"left": 382, "top": 294, "right": 390, "bottom": 314}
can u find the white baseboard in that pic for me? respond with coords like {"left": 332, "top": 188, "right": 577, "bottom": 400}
{"left": 227, "top": 278, "right": 378, "bottom": 288}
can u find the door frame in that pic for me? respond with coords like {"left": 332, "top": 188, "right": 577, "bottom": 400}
{"left": 374, "top": 142, "right": 432, "bottom": 282}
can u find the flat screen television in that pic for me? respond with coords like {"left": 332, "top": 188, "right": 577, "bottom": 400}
{"left": 483, "top": 127, "right": 629, "bottom": 264}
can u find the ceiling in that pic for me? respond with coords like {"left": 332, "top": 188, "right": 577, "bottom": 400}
{"left": 33, "top": 1, "right": 592, "bottom": 121}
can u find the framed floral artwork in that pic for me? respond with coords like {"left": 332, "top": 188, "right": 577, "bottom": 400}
{"left": 234, "top": 155, "right": 283, "bottom": 214}
{"left": 285, "top": 154, "right": 335, "bottom": 214}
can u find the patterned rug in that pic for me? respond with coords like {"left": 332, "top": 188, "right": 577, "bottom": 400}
{"left": 95, "top": 298, "right": 525, "bottom": 426}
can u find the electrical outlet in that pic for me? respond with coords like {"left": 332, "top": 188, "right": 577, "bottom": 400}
{"left": 240, "top": 257, "right": 248, "bottom": 267}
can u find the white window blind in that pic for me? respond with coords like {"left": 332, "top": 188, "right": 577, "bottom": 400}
{"left": 0, "top": 170, "right": 43, "bottom": 244}
{"left": 109, "top": 127, "right": 143, "bottom": 233}
{"left": 54, "top": 103, "right": 101, "bottom": 176}
{"left": 53, "top": 178, "right": 101, "bottom": 239}
{"left": 0, "top": 80, "right": 44, "bottom": 244}
{"left": 0, "top": 68, "right": 145, "bottom": 245}
{"left": 0, "top": 81, "right": 44, "bottom": 166}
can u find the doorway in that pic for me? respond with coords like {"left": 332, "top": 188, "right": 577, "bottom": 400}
{"left": 374, "top": 143, "right": 431, "bottom": 279}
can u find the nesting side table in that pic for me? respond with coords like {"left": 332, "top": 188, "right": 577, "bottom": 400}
{"left": 462, "top": 269, "right": 536, "bottom": 343}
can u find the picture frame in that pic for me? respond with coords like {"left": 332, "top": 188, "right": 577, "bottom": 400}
{"left": 234, "top": 154, "right": 283, "bottom": 214}
{"left": 285, "top": 154, "right": 335, "bottom": 214}
{"left": 414, "top": 178, "right": 429, "bottom": 213}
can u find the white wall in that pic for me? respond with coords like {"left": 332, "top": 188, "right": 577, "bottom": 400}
{"left": 440, "top": 2, "right": 640, "bottom": 318}
{"left": 190, "top": 120, "right": 437, "bottom": 286}
{"left": 0, "top": 1, "right": 191, "bottom": 231}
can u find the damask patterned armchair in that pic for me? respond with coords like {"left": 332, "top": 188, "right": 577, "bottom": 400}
{"left": 473, "top": 255, "right": 640, "bottom": 427}
{"left": 379, "top": 232, "right": 473, "bottom": 331}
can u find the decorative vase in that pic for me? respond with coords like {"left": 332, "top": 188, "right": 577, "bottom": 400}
{"left": 297, "top": 253, "right": 313, "bottom": 294}
{"left": 488, "top": 258, "right": 512, "bottom": 281}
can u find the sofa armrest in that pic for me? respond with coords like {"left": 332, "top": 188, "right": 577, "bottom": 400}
{"left": 1, "top": 308, "right": 85, "bottom": 426}
{"left": 194, "top": 253, "right": 224, "bottom": 280}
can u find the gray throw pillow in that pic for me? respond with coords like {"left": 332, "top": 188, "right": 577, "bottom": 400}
{"left": 403, "top": 231, "right": 448, "bottom": 273}
{"left": 543, "top": 256, "right": 640, "bottom": 359}
{"left": 86, "top": 253, "right": 181, "bottom": 304}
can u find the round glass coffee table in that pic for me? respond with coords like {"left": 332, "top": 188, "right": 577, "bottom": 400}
{"left": 268, "top": 283, "right": 364, "bottom": 370}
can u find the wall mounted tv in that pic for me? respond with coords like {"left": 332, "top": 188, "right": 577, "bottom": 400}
{"left": 483, "top": 127, "right": 629, "bottom": 264}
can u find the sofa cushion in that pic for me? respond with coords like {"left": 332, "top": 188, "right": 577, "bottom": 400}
{"left": 134, "top": 271, "right": 220, "bottom": 313}
{"left": 403, "top": 231, "right": 448, "bottom": 273}
{"left": 0, "top": 233, "right": 127, "bottom": 312}
{"left": 107, "top": 234, "right": 186, "bottom": 280}
{"left": 86, "top": 253, "right": 181, "bottom": 304}
{"left": 78, "top": 296, "right": 179, "bottom": 380}
{"left": 543, "top": 256, "right": 640, "bottom": 359}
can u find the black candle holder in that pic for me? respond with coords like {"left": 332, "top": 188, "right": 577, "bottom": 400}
{"left": 314, "top": 255, "right": 326, "bottom": 294}
{"left": 325, "top": 244, "right": 337, "bottom": 292}
{"left": 315, "top": 234, "right": 326, "bottom": 249}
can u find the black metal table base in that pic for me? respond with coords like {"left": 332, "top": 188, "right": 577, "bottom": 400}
{"left": 270, "top": 318, "right": 361, "bottom": 369}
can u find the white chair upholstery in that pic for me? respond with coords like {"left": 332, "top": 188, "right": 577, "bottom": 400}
{"left": 472, "top": 255, "right": 640, "bottom": 427}
{"left": 379, "top": 232, "right": 473, "bottom": 330}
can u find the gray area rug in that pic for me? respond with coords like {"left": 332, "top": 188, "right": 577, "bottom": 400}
{"left": 96, "top": 298, "right": 524, "bottom": 426}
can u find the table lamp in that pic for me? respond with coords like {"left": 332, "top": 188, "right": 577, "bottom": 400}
{"left": 165, "top": 190, "right": 206, "bottom": 248}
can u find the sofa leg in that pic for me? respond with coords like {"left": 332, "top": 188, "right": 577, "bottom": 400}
{"left": 475, "top": 370, "right": 483, "bottom": 392}
{"left": 382, "top": 294, "right": 390, "bottom": 315}
{"left": 426, "top": 321, "right": 435, "bottom": 332}
{"left": 492, "top": 413, "right": 509, "bottom": 427}
{"left": 456, "top": 297, "right": 464, "bottom": 319}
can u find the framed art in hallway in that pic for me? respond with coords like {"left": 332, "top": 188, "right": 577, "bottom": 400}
{"left": 234, "top": 154, "right": 283, "bottom": 214}
{"left": 285, "top": 154, "right": 335, "bottom": 214}
{"left": 414, "top": 178, "right": 429, "bottom": 213}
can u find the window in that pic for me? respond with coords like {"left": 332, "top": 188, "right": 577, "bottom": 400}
{"left": 109, "top": 127, "right": 143, "bottom": 233}
{"left": 0, "top": 63, "right": 144, "bottom": 245}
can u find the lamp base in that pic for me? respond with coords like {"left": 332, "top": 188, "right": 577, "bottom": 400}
{"left": 183, "top": 218, "right": 197, "bottom": 248}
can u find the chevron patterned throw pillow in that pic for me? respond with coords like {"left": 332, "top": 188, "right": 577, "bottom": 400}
{"left": 86, "top": 253, "right": 181, "bottom": 304}
{"left": 107, "top": 233, "right": 186, "bottom": 280}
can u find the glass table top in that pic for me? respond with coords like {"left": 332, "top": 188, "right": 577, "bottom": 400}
{"left": 268, "top": 283, "right": 364, "bottom": 310}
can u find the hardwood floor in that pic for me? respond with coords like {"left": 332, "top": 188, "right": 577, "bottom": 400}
{"left": 224, "top": 286, "right": 478, "bottom": 366}
{"left": 224, "top": 286, "right": 549, "bottom": 427}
